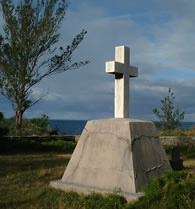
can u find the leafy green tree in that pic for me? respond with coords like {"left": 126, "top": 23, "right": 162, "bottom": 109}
{"left": 9, "top": 114, "right": 49, "bottom": 136}
{"left": 153, "top": 88, "right": 184, "bottom": 130}
{"left": 0, "top": 0, "right": 88, "bottom": 128}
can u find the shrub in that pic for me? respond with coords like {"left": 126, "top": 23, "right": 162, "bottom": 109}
{"left": 159, "top": 127, "right": 195, "bottom": 136}
{"left": 153, "top": 88, "right": 184, "bottom": 131}
{"left": 41, "top": 139, "right": 76, "bottom": 153}
{"left": 103, "top": 193, "right": 127, "bottom": 209}
{"left": 163, "top": 145, "right": 195, "bottom": 160}
{"left": 9, "top": 114, "right": 49, "bottom": 136}
{"left": 160, "top": 129, "right": 186, "bottom": 136}
{"left": 125, "top": 170, "right": 195, "bottom": 209}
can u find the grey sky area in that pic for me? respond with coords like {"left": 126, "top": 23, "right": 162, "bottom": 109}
{"left": 0, "top": 0, "right": 195, "bottom": 121}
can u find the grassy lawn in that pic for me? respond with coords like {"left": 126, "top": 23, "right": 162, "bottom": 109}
{"left": 0, "top": 152, "right": 128, "bottom": 209}
{"left": 0, "top": 153, "right": 71, "bottom": 209}
{"left": 0, "top": 141, "right": 195, "bottom": 209}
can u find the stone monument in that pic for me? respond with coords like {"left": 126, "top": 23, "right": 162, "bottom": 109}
{"left": 50, "top": 46, "right": 171, "bottom": 200}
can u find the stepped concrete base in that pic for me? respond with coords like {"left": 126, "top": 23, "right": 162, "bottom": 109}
{"left": 50, "top": 118, "right": 171, "bottom": 200}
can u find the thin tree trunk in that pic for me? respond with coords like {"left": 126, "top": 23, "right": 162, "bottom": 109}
{"left": 15, "top": 109, "right": 23, "bottom": 129}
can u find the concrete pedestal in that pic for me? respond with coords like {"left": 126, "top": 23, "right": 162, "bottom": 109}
{"left": 50, "top": 118, "right": 171, "bottom": 200}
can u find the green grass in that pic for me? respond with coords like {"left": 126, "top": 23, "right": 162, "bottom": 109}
{"left": 1, "top": 142, "right": 195, "bottom": 209}
{"left": 0, "top": 153, "right": 127, "bottom": 209}
{"left": 159, "top": 127, "right": 195, "bottom": 136}
{"left": 126, "top": 170, "right": 195, "bottom": 209}
{"left": 0, "top": 154, "right": 70, "bottom": 209}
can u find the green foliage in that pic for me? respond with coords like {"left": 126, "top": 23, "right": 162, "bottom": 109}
{"left": 0, "top": 0, "right": 88, "bottom": 128}
{"left": 1, "top": 152, "right": 195, "bottom": 209}
{"left": 103, "top": 193, "right": 127, "bottom": 209}
{"left": 153, "top": 88, "right": 184, "bottom": 131}
{"left": 125, "top": 171, "right": 195, "bottom": 209}
{"left": 9, "top": 114, "right": 49, "bottom": 136}
{"left": 83, "top": 192, "right": 127, "bottom": 209}
{"left": 0, "top": 139, "right": 76, "bottom": 154}
{"left": 59, "top": 191, "right": 84, "bottom": 209}
{"left": 183, "top": 146, "right": 195, "bottom": 159}
{"left": 0, "top": 153, "right": 127, "bottom": 209}
{"left": 0, "top": 154, "right": 70, "bottom": 209}
{"left": 160, "top": 129, "right": 186, "bottom": 136}
{"left": 164, "top": 145, "right": 195, "bottom": 160}
{"left": 83, "top": 192, "right": 106, "bottom": 209}
{"left": 41, "top": 139, "right": 76, "bottom": 153}
{"left": 0, "top": 112, "right": 9, "bottom": 136}
{"left": 163, "top": 145, "right": 174, "bottom": 157}
{"left": 159, "top": 127, "right": 195, "bottom": 136}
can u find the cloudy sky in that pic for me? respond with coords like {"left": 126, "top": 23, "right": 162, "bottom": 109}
{"left": 0, "top": 0, "right": 195, "bottom": 121}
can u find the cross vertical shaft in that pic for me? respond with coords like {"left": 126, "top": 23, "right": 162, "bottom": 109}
{"left": 115, "top": 46, "right": 129, "bottom": 118}
{"left": 106, "top": 46, "right": 138, "bottom": 118}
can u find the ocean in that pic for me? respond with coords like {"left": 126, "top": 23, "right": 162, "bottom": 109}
{"left": 49, "top": 120, "right": 195, "bottom": 135}
{"left": 49, "top": 120, "right": 87, "bottom": 135}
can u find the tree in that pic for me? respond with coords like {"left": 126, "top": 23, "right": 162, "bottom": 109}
{"left": 9, "top": 114, "right": 49, "bottom": 136}
{"left": 0, "top": 0, "right": 88, "bottom": 128}
{"left": 153, "top": 88, "right": 184, "bottom": 130}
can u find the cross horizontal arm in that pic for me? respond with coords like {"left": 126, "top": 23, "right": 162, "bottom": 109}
{"left": 129, "top": 66, "right": 138, "bottom": 77}
{"left": 106, "top": 61, "right": 138, "bottom": 77}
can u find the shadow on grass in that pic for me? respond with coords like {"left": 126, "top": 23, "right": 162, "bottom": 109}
{"left": 0, "top": 138, "right": 76, "bottom": 155}
{"left": 0, "top": 154, "right": 70, "bottom": 178}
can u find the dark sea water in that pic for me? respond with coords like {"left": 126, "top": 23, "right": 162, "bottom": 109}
{"left": 182, "top": 122, "right": 195, "bottom": 130}
{"left": 49, "top": 120, "right": 195, "bottom": 135}
{"left": 49, "top": 120, "right": 87, "bottom": 135}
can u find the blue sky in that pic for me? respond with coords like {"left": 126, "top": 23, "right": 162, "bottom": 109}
{"left": 1, "top": 0, "right": 195, "bottom": 121}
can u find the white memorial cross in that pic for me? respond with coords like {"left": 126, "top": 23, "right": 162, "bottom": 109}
{"left": 106, "top": 46, "right": 138, "bottom": 118}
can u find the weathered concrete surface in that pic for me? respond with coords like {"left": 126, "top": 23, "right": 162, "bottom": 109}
{"left": 51, "top": 118, "right": 171, "bottom": 200}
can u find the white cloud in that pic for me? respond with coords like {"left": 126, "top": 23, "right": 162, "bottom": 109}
{"left": 27, "top": 0, "right": 195, "bottom": 121}
{"left": 1, "top": 0, "right": 195, "bottom": 122}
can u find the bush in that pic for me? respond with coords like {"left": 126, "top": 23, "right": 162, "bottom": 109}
{"left": 9, "top": 114, "right": 50, "bottom": 136}
{"left": 125, "top": 170, "right": 195, "bottom": 209}
{"left": 163, "top": 145, "right": 195, "bottom": 160}
{"left": 153, "top": 88, "right": 184, "bottom": 131}
{"left": 160, "top": 129, "right": 186, "bottom": 136}
{"left": 159, "top": 127, "right": 195, "bottom": 136}
{"left": 41, "top": 139, "right": 76, "bottom": 153}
